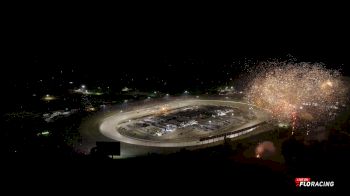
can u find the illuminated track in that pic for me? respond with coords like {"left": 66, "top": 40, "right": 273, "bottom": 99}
{"left": 99, "top": 99, "right": 270, "bottom": 147}
{"left": 77, "top": 98, "right": 271, "bottom": 158}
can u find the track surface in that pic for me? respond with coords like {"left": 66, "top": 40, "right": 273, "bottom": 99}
{"left": 78, "top": 98, "right": 270, "bottom": 158}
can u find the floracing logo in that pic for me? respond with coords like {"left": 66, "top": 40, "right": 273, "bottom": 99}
{"left": 295, "top": 178, "right": 334, "bottom": 188}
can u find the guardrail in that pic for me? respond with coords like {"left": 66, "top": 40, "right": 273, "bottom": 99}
{"left": 199, "top": 121, "right": 267, "bottom": 142}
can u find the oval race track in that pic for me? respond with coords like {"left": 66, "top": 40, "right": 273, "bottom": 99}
{"left": 78, "top": 98, "right": 270, "bottom": 158}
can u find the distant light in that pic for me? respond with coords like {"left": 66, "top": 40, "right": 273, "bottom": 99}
{"left": 124, "top": 99, "right": 128, "bottom": 103}
{"left": 165, "top": 94, "right": 169, "bottom": 96}
{"left": 122, "top": 87, "right": 130, "bottom": 92}
{"left": 37, "top": 131, "right": 50, "bottom": 136}
{"left": 32, "top": 94, "right": 37, "bottom": 97}
{"left": 69, "top": 81, "right": 73, "bottom": 84}
{"left": 81, "top": 85, "right": 86, "bottom": 89}
{"left": 86, "top": 107, "right": 96, "bottom": 112}
{"left": 147, "top": 97, "right": 151, "bottom": 99}
{"left": 184, "top": 90, "right": 189, "bottom": 94}
{"left": 154, "top": 91, "right": 157, "bottom": 94}
{"left": 196, "top": 96, "right": 199, "bottom": 98}
{"left": 41, "top": 131, "right": 49, "bottom": 136}
{"left": 42, "top": 95, "right": 56, "bottom": 101}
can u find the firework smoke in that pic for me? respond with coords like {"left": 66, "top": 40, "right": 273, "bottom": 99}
{"left": 245, "top": 61, "right": 348, "bottom": 131}
{"left": 255, "top": 141, "right": 276, "bottom": 158}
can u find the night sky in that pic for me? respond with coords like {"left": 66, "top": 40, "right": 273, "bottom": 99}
{"left": 2, "top": 7, "right": 349, "bottom": 112}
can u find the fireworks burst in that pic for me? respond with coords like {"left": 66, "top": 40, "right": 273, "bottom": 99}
{"left": 245, "top": 61, "right": 348, "bottom": 132}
